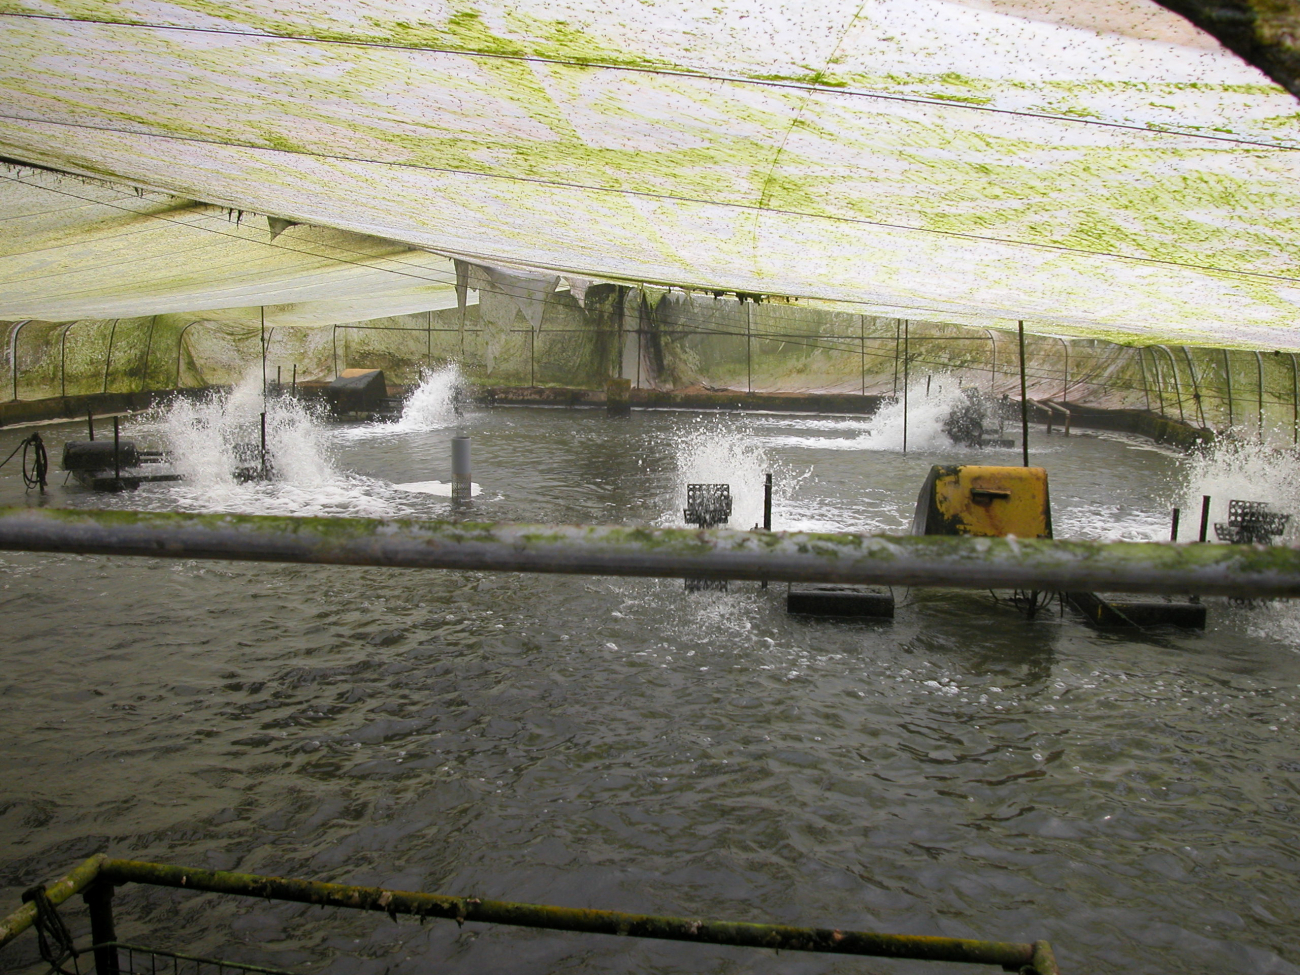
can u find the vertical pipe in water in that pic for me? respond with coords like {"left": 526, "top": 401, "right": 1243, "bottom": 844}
{"left": 452, "top": 436, "right": 472, "bottom": 504}
{"left": 260, "top": 411, "right": 267, "bottom": 479}
{"left": 902, "top": 320, "right": 909, "bottom": 453}
{"left": 1255, "top": 350, "right": 1265, "bottom": 440}
{"left": 292, "top": 363, "right": 297, "bottom": 394}
{"left": 1170, "top": 507, "right": 1181, "bottom": 542}
{"left": 332, "top": 325, "right": 339, "bottom": 378}
{"left": 1199, "top": 495, "right": 1211, "bottom": 542}
{"left": 87, "top": 410, "right": 94, "bottom": 441}
{"left": 761, "top": 472, "right": 772, "bottom": 590}
{"left": 530, "top": 329, "right": 536, "bottom": 388}
{"left": 427, "top": 309, "right": 432, "bottom": 369}
{"left": 112, "top": 416, "right": 120, "bottom": 484}
{"left": 1223, "top": 348, "right": 1234, "bottom": 429}
{"left": 1018, "top": 321, "right": 1029, "bottom": 467}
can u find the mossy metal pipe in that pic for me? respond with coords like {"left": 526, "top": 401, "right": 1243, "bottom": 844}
{"left": 97, "top": 859, "right": 1054, "bottom": 973}
{"left": 0, "top": 854, "right": 105, "bottom": 949}
{"left": 0, "top": 507, "right": 1299, "bottom": 597}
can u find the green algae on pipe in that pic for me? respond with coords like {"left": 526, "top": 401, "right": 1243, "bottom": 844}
{"left": 1, "top": 507, "right": 1299, "bottom": 598}
{"left": 0, "top": 854, "right": 105, "bottom": 949}
{"left": 97, "top": 858, "right": 1054, "bottom": 973}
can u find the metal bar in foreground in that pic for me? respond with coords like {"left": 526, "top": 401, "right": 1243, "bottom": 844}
{"left": 0, "top": 507, "right": 1298, "bottom": 598}
{"left": 95, "top": 859, "right": 1057, "bottom": 973}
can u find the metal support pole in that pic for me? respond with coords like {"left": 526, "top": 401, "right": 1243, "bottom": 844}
{"left": 276, "top": 365, "right": 281, "bottom": 391}
{"left": 292, "top": 363, "right": 297, "bottom": 394}
{"left": 1223, "top": 347, "right": 1234, "bottom": 429}
{"left": 9, "top": 320, "right": 31, "bottom": 402}
{"left": 1059, "top": 337, "right": 1068, "bottom": 402}
{"left": 902, "top": 320, "right": 909, "bottom": 453}
{"left": 1018, "top": 321, "right": 1029, "bottom": 467}
{"left": 1291, "top": 352, "right": 1298, "bottom": 446}
{"left": 1137, "top": 345, "right": 1151, "bottom": 412}
{"left": 102, "top": 319, "right": 119, "bottom": 395}
{"left": 452, "top": 436, "right": 472, "bottom": 504}
{"left": 860, "top": 315, "right": 866, "bottom": 395}
{"left": 761, "top": 471, "right": 772, "bottom": 590}
{"left": 260, "top": 412, "right": 267, "bottom": 480}
{"left": 1255, "top": 349, "right": 1265, "bottom": 439}
{"left": 1199, "top": 495, "right": 1211, "bottom": 542}
{"left": 427, "top": 309, "right": 432, "bottom": 369}
{"left": 260, "top": 307, "right": 267, "bottom": 400}
{"left": 112, "top": 417, "right": 120, "bottom": 485}
{"left": 1148, "top": 347, "right": 1165, "bottom": 417}
{"left": 892, "top": 319, "right": 900, "bottom": 397}
{"left": 1158, "top": 346, "right": 1185, "bottom": 423}
{"left": 530, "top": 329, "right": 536, "bottom": 387}
{"left": 83, "top": 882, "right": 119, "bottom": 975}
{"left": 175, "top": 321, "right": 200, "bottom": 388}
{"left": 140, "top": 316, "right": 157, "bottom": 393}
{"left": 332, "top": 325, "right": 339, "bottom": 378}
{"left": 984, "top": 328, "right": 997, "bottom": 396}
{"left": 1170, "top": 508, "right": 1181, "bottom": 542}
{"left": 59, "top": 322, "right": 74, "bottom": 399}
{"left": 746, "top": 301, "right": 753, "bottom": 394}
{"left": 1182, "top": 346, "right": 1207, "bottom": 429}
{"left": 87, "top": 410, "right": 94, "bottom": 441}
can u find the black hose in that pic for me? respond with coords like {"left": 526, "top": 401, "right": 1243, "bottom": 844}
{"left": 0, "top": 432, "right": 49, "bottom": 493}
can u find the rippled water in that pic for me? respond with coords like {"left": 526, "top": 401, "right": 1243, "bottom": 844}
{"left": 1, "top": 381, "right": 1299, "bottom": 975}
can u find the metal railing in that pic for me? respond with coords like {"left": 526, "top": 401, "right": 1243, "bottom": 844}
{"left": 0, "top": 856, "right": 1061, "bottom": 974}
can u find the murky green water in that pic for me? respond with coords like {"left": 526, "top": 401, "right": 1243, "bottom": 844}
{"left": 1, "top": 393, "right": 1298, "bottom": 975}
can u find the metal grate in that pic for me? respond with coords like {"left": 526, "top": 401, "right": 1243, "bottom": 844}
{"left": 683, "top": 484, "right": 732, "bottom": 528}
{"left": 104, "top": 944, "right": 295, "bottom": 975}
{"left": 1214, "top": 500, "right": 1290, "bottom": 545}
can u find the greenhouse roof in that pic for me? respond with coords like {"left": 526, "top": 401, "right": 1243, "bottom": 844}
{"left": 2, "top": 0, "right": 1300, "bottom": 347}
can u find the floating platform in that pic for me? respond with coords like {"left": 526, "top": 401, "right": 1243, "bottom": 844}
{"left": 787, "top": 583, "right": 894, "bottom": 619}
{"left": 1066, "top": 591, "right": 1206, "bottom": 629}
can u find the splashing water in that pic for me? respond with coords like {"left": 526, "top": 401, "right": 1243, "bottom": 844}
{"left": 660, "top": 418, "right": 798, "bottom": 530}
{"left": 342, "top": 363, "right": 466, "bottom": 438}
{"left": 148, "top": 374, "right": 405, "bottom": 517}
{"left": 1179, "top": 438, "right": 1300, "bottom": 543}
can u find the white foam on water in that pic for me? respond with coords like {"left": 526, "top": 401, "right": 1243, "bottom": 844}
{"left": 147, "top": 373, "right": 408, "bottom": 517}
{"left": 393, "top": 480, "right": 482, "bottom": 497}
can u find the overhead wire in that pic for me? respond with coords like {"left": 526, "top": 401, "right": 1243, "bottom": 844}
{"left": 4, "top": 112, "right": 1299, "bottom": 287}
{"left": 3, "top": 11, "right": 1295, "bottom": 151}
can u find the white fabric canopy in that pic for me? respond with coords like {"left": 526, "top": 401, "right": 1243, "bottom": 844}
{"left": 1, "top": 0, "right": 1298, "bottom": 346}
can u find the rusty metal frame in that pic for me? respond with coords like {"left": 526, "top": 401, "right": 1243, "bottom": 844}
{"left": 0, "top": 856, "right": 1061, "bottom": 974}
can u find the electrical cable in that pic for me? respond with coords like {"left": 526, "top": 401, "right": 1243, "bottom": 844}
{"left": 0, "top": 432, "right": 49, "bottom": 492}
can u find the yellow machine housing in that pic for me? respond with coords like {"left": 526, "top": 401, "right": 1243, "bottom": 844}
{"left": 910, "top": 465, "right": 1052, "bottom": 539}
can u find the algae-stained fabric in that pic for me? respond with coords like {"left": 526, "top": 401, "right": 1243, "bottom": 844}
{"left": 0, "top": 0, "right": 1299, "bottom": 346}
